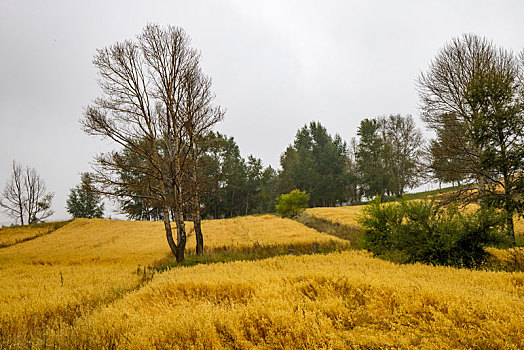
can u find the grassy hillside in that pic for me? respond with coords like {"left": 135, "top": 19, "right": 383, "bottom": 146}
{"left": 0, "top": 214, "right": 523, "bottom": 348}
{"left": 0, "top": 215, "right": 342, "bottom": 347}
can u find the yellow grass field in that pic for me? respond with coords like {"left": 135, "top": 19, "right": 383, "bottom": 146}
{"left": 1, "top": 214, "right": 523, "bottom": 348}
{"left": 0, "top": 215, "right": 341, "bottom": 347}
{"left": 306, "top": 205, "right": 364, "bottom": 227}
{"left": 53, "top": 251, "right": 523, "bottom": 349}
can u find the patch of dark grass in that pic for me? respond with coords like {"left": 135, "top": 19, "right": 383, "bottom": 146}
{"left": 156, "top": 240, "right": 351, "bottom": 271}
{"left": 294, "top": 213, "right": 364, "bottom": 249}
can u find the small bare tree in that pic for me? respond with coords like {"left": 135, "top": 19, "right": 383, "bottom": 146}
{"left": 0, "top": 161, "right": 54, "bottom": 225}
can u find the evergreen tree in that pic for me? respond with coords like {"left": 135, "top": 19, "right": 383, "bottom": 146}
{"left": 279, "top": 122, "right": 350, "bottom": 207}
{"left": 356, "top": 118, "right": 388, "bottom": 199}
{"left": 66, "top": 173, "right": 104, "bottom": 218}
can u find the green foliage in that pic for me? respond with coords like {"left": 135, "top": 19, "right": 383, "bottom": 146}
{"left": 275, "top": 190, "right": 310, "bottom": 218}
{"left": 418, "top": 34, "right": 524, "bottom": 244}
{"left": 279, "top": 122, "right": 352, "bottom": 207}
{"left": 356, "top": 115, "right": 424, "bottom": 199}
{"left": 360, "top": 197, "right": 505, "bottom": 267}
{"left": 199, "top": 132, "right": 278, "bottom": 218}
{"left": 66, "top": 173, "right": 104, "bottom": 219}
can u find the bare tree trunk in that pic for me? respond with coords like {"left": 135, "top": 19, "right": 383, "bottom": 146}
{"left": 503, "top": 175, "right": 516, "bottom": 246}
{"left": 173, "top": 157, "right": 187, "bottom": 262}
{"left": 477, "top": 175, "right": 486, "bottom": 205}
{"left": 193, "top": 198, "right": 203, "bottom": 256}
{"left": 190, "top": 146, "right": 204, "bottom": 256}
{"left": 162, "top": 206, "right": 178, "bottom": 257}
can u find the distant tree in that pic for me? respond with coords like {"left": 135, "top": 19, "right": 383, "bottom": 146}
{"left": 275, "top": 189, "right": 310, "bottom": 218}
{"left": 279, "top": 122, "right": 350, "bottom": 206}
{"left": 198, "top": 132, "right": 277, "bottom": 218}
{"left": 356, "top": 116, "right": 425, "bottom": 199}
{"left": 384, "top": 115, "right": 425, "bottom": 197}
{"left": 0, "top": 161, "right": 54, "bottom": 225}
{"left": 346, "top": 137, "right": 361, "bottom": 203}
{"left": 417, "top": 33, "right": 524, "bottom": 244}
{"left": 66, "top": 173, "right": 105, "bottom": 218}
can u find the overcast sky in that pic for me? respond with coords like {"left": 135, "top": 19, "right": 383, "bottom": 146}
{"left": 1, "top": 0, "right": 523, "bottom": 224}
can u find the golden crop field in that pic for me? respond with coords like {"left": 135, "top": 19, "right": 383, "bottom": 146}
{"left": 1, "top": 213, "right": 523, "bottom": 349}
{"left": 0, "top": 215, "right": 342, "bottom": 347}
{"left": 305, "top": 205, "right": 364, "bottom": 227}
{"left": 52, "top": 251, "right": 523, "bottom": 349}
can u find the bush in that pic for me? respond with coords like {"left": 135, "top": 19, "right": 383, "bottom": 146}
{"left": 275, "top": 190, "right": 310, "bottom": 218}
{"left": 359, "top": 197, "right": 505, "bottom": 267}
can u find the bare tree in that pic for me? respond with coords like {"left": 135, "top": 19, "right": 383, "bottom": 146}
{"left": 1, "top": 161, "right": 25, "bottom": 225}
{"left": 384, "top": 114, "right": 425, "bottom": 197}
{"left": 0, "top": 161, "right": 54, "bottom": 225}
{"left": 180, "top": 63, "right": 224, "bottom": 255}
{"left": 82, "top": 24, "right": 223, "bottom": 261}
{"left": 417, "top": 34, "right": 499, "bottom": 193}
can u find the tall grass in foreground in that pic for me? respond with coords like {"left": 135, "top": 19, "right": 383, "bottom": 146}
{"left": 52, "top": 251, "right": 524, "bottom": 349}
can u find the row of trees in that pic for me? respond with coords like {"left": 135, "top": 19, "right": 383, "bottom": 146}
{"left": 101, "top": 115, "right": 426, "bottom": 223}
{"left": 278, "top": 116, "right": 426, "bottom": 207}
{"left": 2, "top": 31, "right": 521, "bottom": 257}
{"left": 115, "top": 131, "right": 277, "bottom": 220}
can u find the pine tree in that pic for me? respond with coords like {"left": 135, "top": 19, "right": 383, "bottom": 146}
{"left": 66, "top": 173, "right": 104, "bottom": 219}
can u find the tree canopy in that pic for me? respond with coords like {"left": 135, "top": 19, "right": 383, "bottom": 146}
{"left": 279, "top": 122, "right": 350, "bottom": 207}
{"left": 418, "top": 33, "right": 524, "bottom": 244}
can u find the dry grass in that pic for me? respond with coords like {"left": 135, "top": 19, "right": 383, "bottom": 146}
{"left": 0, "top": 215, "right": 341, "bottom": 347}
{"left": 2, "top": 214, "right": 523, "bottom": 349}
{"left": 305, "top": 205, "right": 364, "bottom": 227}
{"left": 52, "top": 251, "right": 524, "bottom": 349}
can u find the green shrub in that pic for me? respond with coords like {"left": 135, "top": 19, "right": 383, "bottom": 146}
{"left": 275, "top": 190, "right": 310, "bottom": 218}
{"left": 359, "top": 196, "right": 505, "bottom": 267}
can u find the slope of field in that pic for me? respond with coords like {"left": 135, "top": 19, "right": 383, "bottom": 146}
{"left": 0, "top": 215, "right": 340, "bottom": 347}
{"left": 53, "top": 251, "right": 524, "bottom": 349}
{"left": 0, "top": 221, "right": 70, "bottom": 247}
{"left": 306, "top": 205, "right": 363, "bottom": 227}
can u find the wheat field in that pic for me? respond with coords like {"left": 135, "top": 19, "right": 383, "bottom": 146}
{"left": 1, "top": 214, "right": 523, "bottom": 348}
{"left": 0, "top": 215, "right": 341, "bottom": 347}
{"left": 52, "top": 251, "right": 523, "bottom": 349}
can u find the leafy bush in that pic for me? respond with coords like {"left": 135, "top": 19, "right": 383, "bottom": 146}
{"left": 359, "top": 197, "right": 505, "bottom": 267}
{"left": 275, "top": 190, "right": 310, "bottom": 218}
